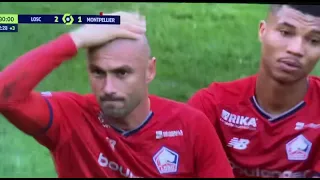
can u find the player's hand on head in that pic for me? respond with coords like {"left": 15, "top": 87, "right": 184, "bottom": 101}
{"left": 116, "top": 11, "right": 146, "bottom": 34}
{"left": 69, "top": 11, "right": 146, "bottom": 49}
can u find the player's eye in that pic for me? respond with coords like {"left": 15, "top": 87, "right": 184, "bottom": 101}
{"left": 310, "top": 38, "right": 320, "bottom": 45}
{"left": 92, "top": 69, "right": 106, "bottom": 78}
{"left": 115, "top": 69, "right": 128, "bottom": 78}
{"left": 279, "top": 29, "right": 292, "bottom": 37}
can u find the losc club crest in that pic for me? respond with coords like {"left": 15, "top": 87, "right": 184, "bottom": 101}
{"left": 153, "top": 147, "right": 179, "bottom": 174}
{"left": 286, "top": 135, "right": 312, "bottom": 161}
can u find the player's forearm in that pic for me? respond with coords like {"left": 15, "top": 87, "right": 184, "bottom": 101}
{"left": 0, "top": 34, "right": 77, "bottom": 107}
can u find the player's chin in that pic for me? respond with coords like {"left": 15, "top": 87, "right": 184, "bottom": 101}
{"left": 101, "top": 104, "right": 129, "bottom": 118}
{"left": 271, "top": 70, "right": 305, "bottom": 84}
{"left": 103, "top": 108, "right": 128, "bottom": 119}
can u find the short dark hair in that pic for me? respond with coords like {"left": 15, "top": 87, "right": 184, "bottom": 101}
{"left": 270, "top": 4, "right": 320, "bottom": 17}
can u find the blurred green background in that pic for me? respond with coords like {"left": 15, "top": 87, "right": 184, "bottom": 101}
{"left": 0, "top": 2, "right": 319, "bottom": 178}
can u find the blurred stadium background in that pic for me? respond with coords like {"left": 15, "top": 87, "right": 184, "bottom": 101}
{"left": 0, "top": 2, "right": 319, "bottom": 178}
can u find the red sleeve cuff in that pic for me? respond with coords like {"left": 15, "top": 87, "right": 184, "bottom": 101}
{"left": 49, "top": 33, "right": 78, "bottom": 60}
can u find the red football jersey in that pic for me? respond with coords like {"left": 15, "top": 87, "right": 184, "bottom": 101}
{"left": 31, "top": 92, "right": 233, "bottom": 178}
{"left": 188, "top": 75, "right": 320, "bottom": 178}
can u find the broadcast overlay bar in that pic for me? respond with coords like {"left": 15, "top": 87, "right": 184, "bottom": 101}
{"left": 0, "top": 14, "right": 120, "bottom": 32}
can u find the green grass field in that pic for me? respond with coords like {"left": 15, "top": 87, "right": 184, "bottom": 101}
{"left": 0, "top": 2, "right": 319, "bottom": 178}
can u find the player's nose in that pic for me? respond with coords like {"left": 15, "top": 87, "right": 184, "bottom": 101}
{"left": 103, "top": 78, "right": 117, "bottom": 94}
{"left": 286, "top": 37, "right": 305, "bottom": 57}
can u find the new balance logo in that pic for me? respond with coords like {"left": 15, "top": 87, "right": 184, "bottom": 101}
{"left": 220, "top": 109, "right": 257, "bottom": 130}
{"left": 106, "top": 137, "right": 116, "bottom": 151}
{"left": 228, "top": 137, "right": 250, "bottom": 150}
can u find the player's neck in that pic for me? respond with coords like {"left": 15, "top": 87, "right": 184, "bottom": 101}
{"left": 255, "top": 73, "right": 308, "bottom": 116}
{"left": 107, "top": 96, "right": 151, "bottom": 132}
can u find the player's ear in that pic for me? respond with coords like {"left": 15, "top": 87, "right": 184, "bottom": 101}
{"left": 146, "top": 57, "right": 156, "bottom": 84}
{"left": 258, "top": 20, "right": 266, "bottom": 42}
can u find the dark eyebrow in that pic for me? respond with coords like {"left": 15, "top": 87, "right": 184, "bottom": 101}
{"left": 277, "top": 22, "right": 296, "bottom": 29}
{"left": 277, "top": 22, "right": 320, "bottom": 34}
{"left": 88, "top": 63, "right": 102, "bottom": 71}
{"left": 111, "top": 65, "right": 133, "bottom": 73}
{"left": 310, "top": 29, "right": 320, "bottom": 35}
{"left": 89, "top": 64, "right": 133, "bottom": 73}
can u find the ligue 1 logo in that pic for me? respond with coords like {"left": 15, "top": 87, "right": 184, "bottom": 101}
{"left": 62, "top": 13, "right": 74, "bottom": 25}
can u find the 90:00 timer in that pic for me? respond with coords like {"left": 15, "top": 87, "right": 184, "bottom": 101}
{"left": 0, "top": 17, "right": 15, "bottom": 23}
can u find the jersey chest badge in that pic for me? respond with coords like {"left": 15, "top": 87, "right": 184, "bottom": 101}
{"left": 286, "top": 134, "right": 312, "bottom": 161}
{"left": 153, "top": 146, "right": 179, "bottom": 174}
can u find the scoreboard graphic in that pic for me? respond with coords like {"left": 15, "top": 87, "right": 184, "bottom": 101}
{"left": 0, "top": 13, "right": 120, "bottom": 32}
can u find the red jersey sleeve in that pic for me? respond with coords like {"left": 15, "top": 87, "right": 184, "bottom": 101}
{"left": 187, "top": 87, "right": 219, "bottom": 126}
{"left": 34, "top": 92, "right": 82, "bottom": 151}
{"left": 1, "top": 91, "right": 76, "bottom": 151}
{"left": 0, "top": 33, "right": 77, "bottom": 151}
{"left": 192, "top": 110, "right": 234, "bottom": 178}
